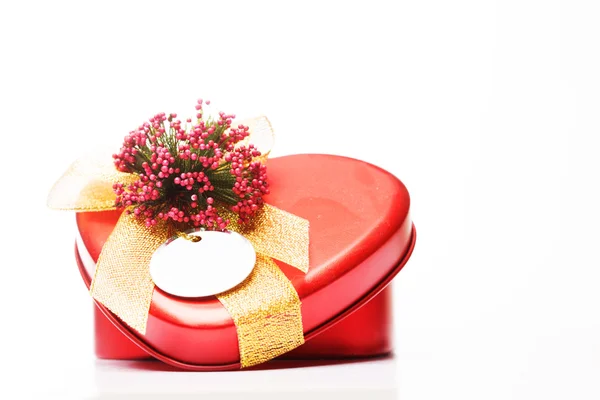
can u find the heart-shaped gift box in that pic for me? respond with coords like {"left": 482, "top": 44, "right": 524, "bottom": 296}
{"left": 74, "top": 153, "right": 415, "bottom": 370}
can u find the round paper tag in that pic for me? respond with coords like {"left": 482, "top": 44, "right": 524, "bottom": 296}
{"left": 149, "top": 230, "right": 256, "bottom": 298}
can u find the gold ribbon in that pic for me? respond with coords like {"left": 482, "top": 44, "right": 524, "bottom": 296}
{"left": 48, "top": 116, "right": 309, "bottom": 368}
{"left": 219, "top": 255, "right": 304, "bottom": 367}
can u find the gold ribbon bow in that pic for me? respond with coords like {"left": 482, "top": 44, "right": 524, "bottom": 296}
{"left": 48, "top": 117, "right": 309, "bottom": 368}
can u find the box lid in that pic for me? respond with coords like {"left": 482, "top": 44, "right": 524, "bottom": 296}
{"left": 76, "top": 154, "right": 415, "bottom": 370}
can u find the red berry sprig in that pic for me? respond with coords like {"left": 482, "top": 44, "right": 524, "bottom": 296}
{"left": 112, "top": 99, "right": 269, "bottom": 230}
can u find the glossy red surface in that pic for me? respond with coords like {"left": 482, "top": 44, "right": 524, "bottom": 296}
{"left": 76, "top": 154, "right": 415, "bottom": 370}
{"left": 90, "top": 282, "right": 394, "bottom": 361}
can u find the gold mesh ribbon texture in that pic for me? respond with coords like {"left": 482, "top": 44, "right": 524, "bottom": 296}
{"left": 226, "top": 204, "right": 309, "bottom": 273}
{"left": 47, "top": 116, "right": 309, "bottom": 368}
{"left": 90, "top": 212, "right": 171, "bottom": 334}
{"left": 218, "top": 255, "right": 304, "bottom": 368}
{"left": 47, "top": 155, "right": 137, "bottom": 211}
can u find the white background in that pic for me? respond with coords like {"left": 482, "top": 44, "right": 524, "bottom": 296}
{"left": 1, "top": 1, "right": 599, "bottom": 399}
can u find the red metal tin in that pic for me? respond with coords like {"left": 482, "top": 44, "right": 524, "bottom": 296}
{"left": 75, "top": 154, "right": 416, "bottom": 370}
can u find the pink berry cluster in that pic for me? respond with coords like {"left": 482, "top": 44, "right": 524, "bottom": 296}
{"left": 112, "top": 99, "right": 269, "bottom": 230}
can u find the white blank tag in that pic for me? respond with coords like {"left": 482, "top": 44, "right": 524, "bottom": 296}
{"left": 149, "top": 230, "right": 256, "bottom": 298}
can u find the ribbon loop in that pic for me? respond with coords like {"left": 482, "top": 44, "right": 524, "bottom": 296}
{"left": 47, "top": 154, "right": 137, "bottom": 211}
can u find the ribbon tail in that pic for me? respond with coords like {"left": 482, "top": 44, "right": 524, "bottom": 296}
{"left": 90, "top": 212, "right": 170, "bottom": 334}
{"left": 217, "top": 254, "right": 305, "bottom": 368}
{"left": 227, "top": 204, "right": 310, "bottom": 273}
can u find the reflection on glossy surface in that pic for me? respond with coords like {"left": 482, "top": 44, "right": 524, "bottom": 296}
{"left": 90, "top": 357, "right": 398, "bottom": 400}
{"left": 89, "top": 391, "right": 395, "bottom": 400}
